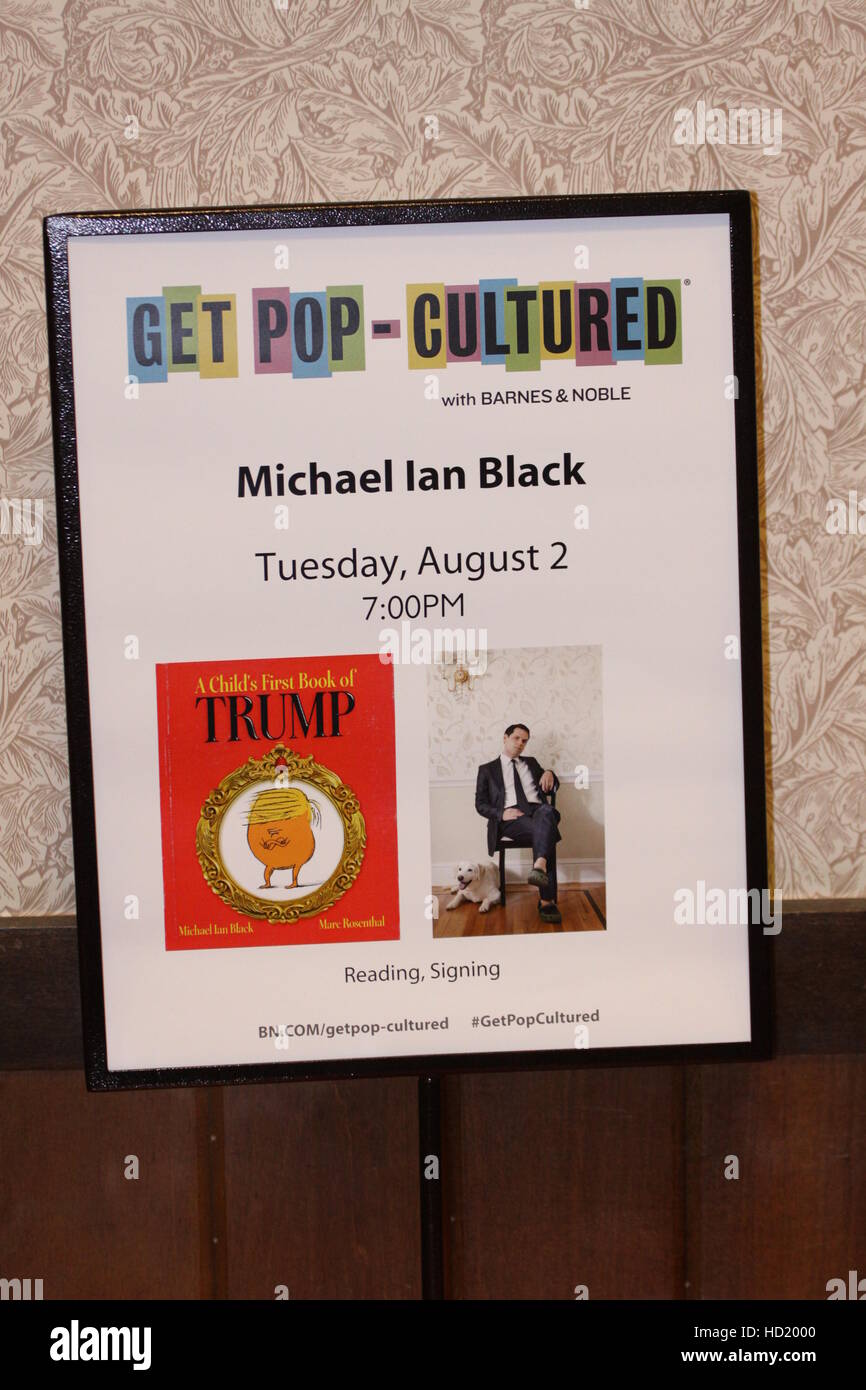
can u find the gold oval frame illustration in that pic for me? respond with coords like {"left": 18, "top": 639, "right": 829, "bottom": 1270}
{"left": 196, "top": 744, "right": 366, "bottom": 922}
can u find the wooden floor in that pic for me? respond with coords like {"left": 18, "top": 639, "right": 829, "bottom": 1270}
{"left": 433, "top": 884, "right": 606, "bottom": 937}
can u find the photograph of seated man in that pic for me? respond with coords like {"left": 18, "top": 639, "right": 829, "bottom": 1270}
{"left": 475, "top": 723, "right": 562, "bottom": 925}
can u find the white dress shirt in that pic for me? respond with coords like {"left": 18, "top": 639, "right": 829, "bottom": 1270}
{"left": 500, "top": 753, "right": 541, "bottom": 809}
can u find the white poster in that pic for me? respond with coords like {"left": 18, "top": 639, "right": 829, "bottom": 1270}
{"left": 47, "top": 197, "right": 769, "bottom": 1083}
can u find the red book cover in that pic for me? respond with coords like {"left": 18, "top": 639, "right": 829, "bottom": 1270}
{"left": 155, "top": 653, "right": 399, "bottom": 949}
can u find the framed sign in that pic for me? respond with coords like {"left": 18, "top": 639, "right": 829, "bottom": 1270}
{"left": 44, "top": 192, "right": 771, "bottom": 1091}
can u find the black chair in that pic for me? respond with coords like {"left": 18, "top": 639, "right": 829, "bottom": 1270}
{"left": 497, "top": 789, "right": 557, "bottom": 903}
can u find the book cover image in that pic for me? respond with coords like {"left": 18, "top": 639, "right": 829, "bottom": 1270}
{"left": 155, "top": 653, "right": 399, "bottom": 949}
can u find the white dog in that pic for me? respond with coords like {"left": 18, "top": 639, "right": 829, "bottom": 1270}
{"left": 446, "top": 860, "right": 501, "bottom": 913}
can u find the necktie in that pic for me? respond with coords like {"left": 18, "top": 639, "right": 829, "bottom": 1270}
{"left": 511, "top": 759, "right": 533, "bottom": 814}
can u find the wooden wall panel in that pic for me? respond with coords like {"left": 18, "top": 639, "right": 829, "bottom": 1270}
{"left": 686, "top": 1056, "right": 866, "bottom": 1299}
{"left": 1, "top": 914, "right": 864, "bottom": 1301}
{"left": 0, "top": 1071, "right": 201, "bottom": 1299}
{"left": 0, "top": 922, "right": 81, "bottom": 1068}
{"left": 444, "top": 1067, "right": 684, "bottom": 1300}
{"left": 222, "top": 1077, "right": 420, "bottom": 1300}
{"left": 774, "top": 912, "right": 866, "bottom": 1054}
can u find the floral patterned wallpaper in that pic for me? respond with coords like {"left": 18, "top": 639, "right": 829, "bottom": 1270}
{"left": 426, "top": 645, "right": 604, "bottom": 780}
{"left": 1, "top": 0, "right": 864, "bottom": 912}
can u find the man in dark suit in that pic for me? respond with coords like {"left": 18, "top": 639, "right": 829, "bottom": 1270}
{"left": 475, "top": 723, "right": 562, "bottom": 924}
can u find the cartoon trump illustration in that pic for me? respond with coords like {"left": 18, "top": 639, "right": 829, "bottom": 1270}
{"left": 246, "top": 786, "right": 322, "bottom": 889}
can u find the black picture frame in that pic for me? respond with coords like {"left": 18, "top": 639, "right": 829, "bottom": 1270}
{"left": 43, "top": 191, "right": 771, "bottom": 1091}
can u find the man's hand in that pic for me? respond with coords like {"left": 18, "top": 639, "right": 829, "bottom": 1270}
{"left": 539, "top": 770, "right": 555, "bottom": 793}
{"left": 502, "top": 807, "right": 524, "bottom": 821}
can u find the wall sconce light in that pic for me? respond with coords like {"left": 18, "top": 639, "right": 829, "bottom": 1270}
{"left": 440, "top": 660, "right": 483, "bottom": 695}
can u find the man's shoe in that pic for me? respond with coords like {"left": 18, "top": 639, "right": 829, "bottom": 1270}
{"left": 537, "top": 901, "right": 562, "bottom": 925}
{"left": 527, "top": 867, "right": 549, "bottom": 890}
